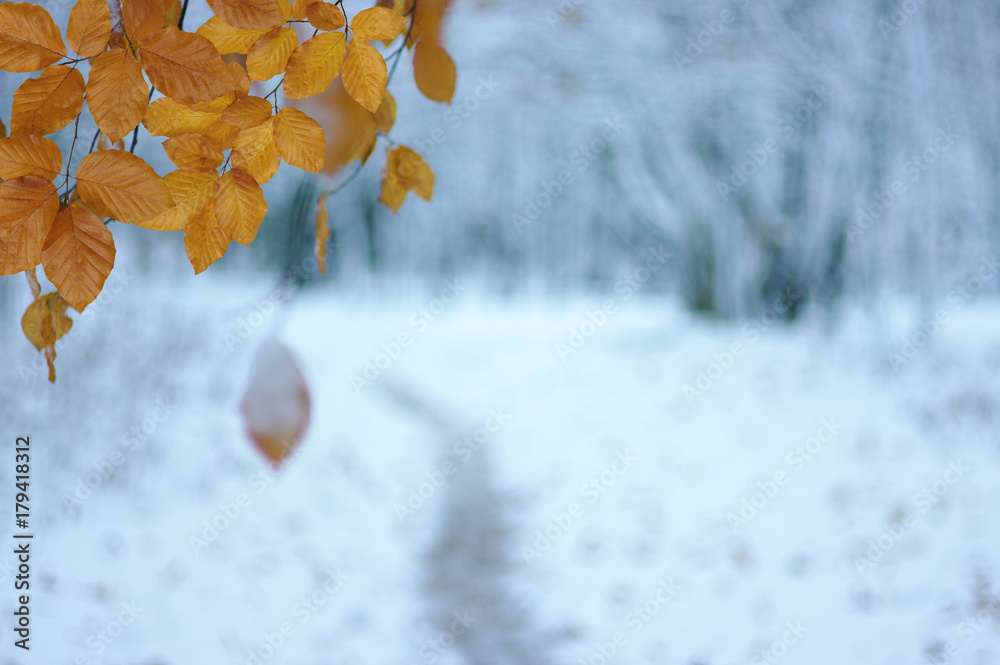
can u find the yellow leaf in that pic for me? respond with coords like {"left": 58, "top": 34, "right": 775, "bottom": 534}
{"left": 144, "top": 169, "right": 219, "bottom": 231}
{"left": 123, "top": 0, "right": 165, "bottom": 42}
{"left": 413, "top": 40, "right": 455, "bottom": 103}
{"left": 380, "top": 144, "right": 433, "bottom": 212}
{"left": 373, "top": 88, "right": 396, "bottom": 134}
{"left": 67, "top": 0, "right": 112, "bottom": 57}
{"left": 272, "top": 107, "right": 324, "bottom": 172}
{"left": 206, "top": 119, "right": 241, "bottom": 150}
{"left": 163, "top": 133, "right": 224, "bottom": 171}
{"left": 41, "top": 205, "right": 115, "bottom": 312}
{"left": 138, "top": 27, "right": 233, "bottom": 105}
{"left": 378, "top": 165, "right": 406, "bottom": 211}
{"left": 305, "top": 2, "right": 344, "bottom": 31}
{"left": 350, "top": 6, "right": 407, "bottom": 42}
{"left": 195, "top": 16, "right": 269, "bottom": 54}
{"left": 239, "top": 338, "right": 311, "bottom": 465}
{"left": 0, "top": 2, "right": 66, "bottom": 73}
{"left": 282, "top": 31, "right": 346, "bottom": 99}
{"left": 231, "top": 120, "right": 280, "bottom": 184}
{"left": 228, "top": 60, "right": 251, "bottom": 96}
{"left": 221, "top": 95, "right": 273, "bottom": 129}
{"left": 206, "top": 0, "right": 283, "bottom": 30}
{"left": 143, "top": 96, "right": 222, "bottom": 137}
{"left": 289, "top": 0, "right": 319, "bottom": 20}
{"left": 75, "top": 150, "right": 174, "bottom": 224}
{"left": 10, "top": 65, "right": 86, "bottom": 137}
{"left": 314, "top": 192, "right": 328, "bottom": 274}
{"left": 85, "top": 48, "right": 149, "bottom": 144}
{"left": 342, "top": 39, "right": 386, "bottom": 113}
{"left": 276, "top": 0, "right": 291, "bottom": 21}
{"left": 246, "top": 26, "right": 296, "bottom": 81}
{"left": 408, "top": 0, "right": 451, "bottom": 48}
{"left": 184, "top": 199, "right": 228, "bottom": 273}
{"left": 21, "top": 291, "right": 73, "bottom": 382}
{"left": 0, "top": 176, "right": 59, "bottom": 274}
{"left": 215, "top": 168, "right": 265, "bottom": 244}
{"left": 164, "top": 0, "right": 183, "bottom": 28}
{"left": 0, "top": 135, "right": 63, "bottom": 182}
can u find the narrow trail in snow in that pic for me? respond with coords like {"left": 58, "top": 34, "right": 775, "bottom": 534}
{"left": 374, "top": 379, "right": 556, "bottom": 665}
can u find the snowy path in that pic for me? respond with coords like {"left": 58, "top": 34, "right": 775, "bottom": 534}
{"left": 4, "top": 281, "right": 1000, "bottom": 665}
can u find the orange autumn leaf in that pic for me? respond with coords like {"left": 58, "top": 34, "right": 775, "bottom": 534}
{"left": 350, "top": 6, "right": 407, "bottom": 42}
{"left": 138, "top": 27, "right": 233, "bottom": 105}
{"left": 206, "top": 0, "right": 283, "bottom": 30}
{"left": 41, "top": 205, "right": 115, "bottom": 312}
{"left": 75, "top": 150, "right": 174, "bottom": 224}
{"left": 123, "top": 0, "right": 165, "bottom": 42}
{"left": 145, "top": 169, "right": 219, "bottom": 231}
{"left": 164, "top": 0, "right": 183, "bottom": 28}
{"left": 86, "top": 48, "right": 149, "bottom": 144}
{"left": 21, "top": 291, "right": 73, "bottom": 382}
{"left": 184, "top": 199, "right": 228, "bottom": 273}
{"left": 283, "top": 31, "right": 346, "bottom": 99}
{"left": 0, "top": 2, "right": 65, "bottom": 73}
{"left": 228, "top": 60, "right": 251, "bottom": 96}
{"left": 67, "top": 0, "right": 112, "bottom": 57}
{"left": 413, "top": 40, "right": 456, "bottom": 103}
{"left": 143, "top": 97, "right": 222, "bottom": 137}
{"left": 342, "top": 39, "right": 385, "bottom": 113}
{"left": 0, "top": 135, "right": 63, "bottom": 182}
{"left": 0, "top": 176, "right": 59, "bottom": 274}
{"left": 231, "top": 120, "right": 280, "bottom": 184}
{"left": 272, "top": 107, "right": 325, "bottom": 172}
{"left": 196, "top": 16, "right": 269, "bottom": 55}
{"left": 408, "top": 0, "right": 451, "bottom": 48}
{"left": 380, "top": 144, "right": 433, "bottom": 212}
{"left": 246, "top": 26, "right": 296, "bottom": 81}
{"left": 163, "top": 133, "right": 225, "bottom": 171}
{"left": 289, "top": 0, "right": 319, "bottom": 20}
{"left": 10, "top": 66, "right": 85, "bottom": 137}
{"left": 239, "top": 338, "right": 311, "bottom": 465}
{"left": 305, "top": 2, "right": 344, "bottom": 31}
{"left": 314, "top": 192, "right": 328, "bottom": 274}
{"left": 205, "top": 119, "right": 241, "bottom": 150}
{"left": 215, "top": 168, "right": 266, "bottom": 245}
{"left": 221, "top": 95, "right": 273, "bottom": 129}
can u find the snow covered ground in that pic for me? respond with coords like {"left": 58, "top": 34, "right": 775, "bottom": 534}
{"left": 4, "top": 269, "right": 1000, "bottom": 665}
